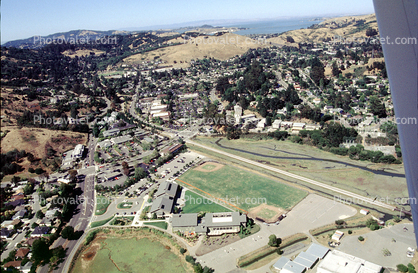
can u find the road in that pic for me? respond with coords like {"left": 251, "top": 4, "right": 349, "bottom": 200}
{"left": 37, "top": 135, "right": 97, "bottom": 273}
{"left": 37, "top": 173, "right": 95, "bottom": 273}
{"left": 186, "top": 140, "right": 396, "bottom": 211}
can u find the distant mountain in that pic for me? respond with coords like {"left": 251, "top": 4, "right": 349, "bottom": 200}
{"left": 2, "top": 29, "right": 131, "bottom": 49}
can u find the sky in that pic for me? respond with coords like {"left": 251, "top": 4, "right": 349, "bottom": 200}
{"left": 1, "top": 0, "right": 375, "bottom": 43}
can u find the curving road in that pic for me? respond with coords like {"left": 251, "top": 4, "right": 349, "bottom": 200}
{"left": 186, "top": 140, "right": 397, "bottom": 211}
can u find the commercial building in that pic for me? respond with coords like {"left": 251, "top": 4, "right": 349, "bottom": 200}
{"left": 150, "top": 181, "right": 179, "bottom": 217}
{"left": 111, "top": 135, "right": 133, "bottom": 145}
{"left": 171, "top": 212, "right": 247, "bottom": 236}
{"left": 104, "top": 172, "right": 122, "bottom": 181}
{"left": 317, "top": 250, "right": 382, "bottom": 273}
{"left": 161, "top": 143, "right": 184, "bottom": 156}
{"left": 155, "top": 181, "right": 179, "bottom": 199}
{"left": 103, "top": 128, "right": 120, "bottom": 138}
{"left": 72, "top": 144, "right": 84, "bottom": 158}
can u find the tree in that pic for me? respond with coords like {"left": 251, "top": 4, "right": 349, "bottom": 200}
{"left": 61, "top": 226, "right": 75, "bottom": 239}
{"left": 396, "top": 264, "right": 409, "bottom": 273}
{"left": 135, "top": 167, "right": 147, "bottom": 180}
{"left": 332, "top": 62, "right": 341, "bottom": 77}
{"left": 366, "top": 28, "right": 378, "bottom": 37}
{"left": 68, "top": 169, "right": 78, "bottom": 182}
{"left": 268, "top": 234, "right": 281, "bottom": 247}
{"left": 36, "top": 210, "right": 45, "bottom": 219}
{"left": 32, "top": 239, "right": 51, "bottom": 265}
{"left": 369, "top": 96, "right": 387, "bottom": 118}
{"left": 286, "top": 36, "right": 295, "bottom": 43}
{"left": 185, "top": 255, "right": 196, "bottom": 265}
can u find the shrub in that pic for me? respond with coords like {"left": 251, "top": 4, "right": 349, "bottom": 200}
{"left": 358, "top": 236, "right": 364, "bottom": 241}
{"left": 396, "top": 264, "right": 408, "bottom": 273}
{"left": 335, "top": 220, "right": 345, "bottom": 225}
{"left": 348, "top": 230, "right": 352, "bottom": 234}
{"left": 180, "top": 248, "right": 186, "bottom": 255}
{"left": 185, "top": 255, "right": 196, "bottom": 265}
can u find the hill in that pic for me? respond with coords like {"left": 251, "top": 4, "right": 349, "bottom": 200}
{"left": 122, "top": 33, "right": 268, "bottom": 68}
{"left": 3, "top": 29, "right": 131, "bottom": 49}
{"left": 267, "top": 14, "right": 378, "bottom": 45}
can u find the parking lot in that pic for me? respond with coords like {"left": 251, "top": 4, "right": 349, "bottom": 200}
{"left": 336, "top": 222, "right": 416, "bottom": 268}
{"left": 91, "top": 151, "right": 202, "bottom": 222}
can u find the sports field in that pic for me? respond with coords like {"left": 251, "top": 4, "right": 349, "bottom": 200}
{"left": 190, "top": 137, "right": 408, "bottom": 208}
{"left": 72, "top": 237, "right": 189, "bottom": 273}
{"left": 178, "top": 164, "right": 307, "bottom": 211}
{"left": 182, "top": 190, "right": 231, "bottom": 214}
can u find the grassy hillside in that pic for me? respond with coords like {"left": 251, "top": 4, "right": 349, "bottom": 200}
{"left": 267, "top": 14, "right": 378, "bottom": 45}
{"left": 122, "top": 33, "right": 268, "bottom": 68}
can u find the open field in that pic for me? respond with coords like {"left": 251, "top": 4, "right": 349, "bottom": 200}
{"left": 182, "top": 190, "right": 231, "bottom": 214}
{"left": 194, "top": 162, "right": 224, "bottom": 172}
{"left": 71, "top": 229, "right": 191, "bottom": 273}
{"left": 178, "top": 163, "right": 307, "bottom": 211}
{"left": 191, "top": 137, "right": 408, "bottom": 209}
{"left": 248, "top": 204, "right": 285, "bottom": 223}
{"left": 95, "top": 196, "right": 111, "bottom": 215}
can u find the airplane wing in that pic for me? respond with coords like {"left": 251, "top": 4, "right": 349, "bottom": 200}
{"left": 373, "top": 0, "right": 418, "bottom": 244}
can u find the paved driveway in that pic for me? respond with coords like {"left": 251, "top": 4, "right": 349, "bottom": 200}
{"left": 266, "top": 194, "right": 357, "bottom": 236}
{"left": 337, "top": 222, "right": 415, "bottom": 268}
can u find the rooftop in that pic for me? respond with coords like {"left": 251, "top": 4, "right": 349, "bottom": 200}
{"left": 172, "top": 213, "right": 198, "bottom": 227}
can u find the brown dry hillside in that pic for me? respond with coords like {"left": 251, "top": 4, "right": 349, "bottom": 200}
{"left": 267, "top": 14, "right": 378, "bottom": 45}
{"left": 1, "top": 126, "right": 87, "bottom": 181}
{"left": 122, "top": 33, "right": 268, "bottom": 68}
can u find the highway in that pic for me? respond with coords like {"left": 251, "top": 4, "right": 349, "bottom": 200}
{"left": 186, "top": 140, "right": 397, "bottom": 211}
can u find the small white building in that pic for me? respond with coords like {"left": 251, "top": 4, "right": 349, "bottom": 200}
{"left": 272, "top": 119, "right": 282, "bottom": 129}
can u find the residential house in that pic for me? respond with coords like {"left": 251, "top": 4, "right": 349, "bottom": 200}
{"left": 31, "top": 226, "right": 50, "bottom": 237}
{"left": 15, "top": 248, "right": 30, "bottom": 259}
{"left": 3, "top": 261, "right": 21, "bottom": 270}
{"left": 12, "top": 209, "right": 27, "bottom": 220}
{"left": 1, "top": 228, "right": 13, "bottom": 239}
{"left": 21, "top": 262, "right": 33, "bottom": 273}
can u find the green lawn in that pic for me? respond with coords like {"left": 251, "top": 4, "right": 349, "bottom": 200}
{"left": 190, "top": 137, "right": 408, "bottom": 209}
{"left": 90, "top": 216, "right": 113, "bottom": 228}
{"left": 144, "top": 221, "right": 168, "bottom": 230}
{"left": 117, "top": 202, "right": 133, "bottom": 209}
{"left": 72, "top": 237, "right": 189, "bottom": 273}
{"left": 95, "top": 196, "right": 111, "bottom": 215}
{"left": 178, "top": 165, "right": 307, "bottom": 211}
{"left": 182, "top": 190, "right": 231, "bottom": 214}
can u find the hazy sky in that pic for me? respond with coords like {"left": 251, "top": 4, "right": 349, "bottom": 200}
{"left": 1, "top": 0, "right": 375, "bottom": 43}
